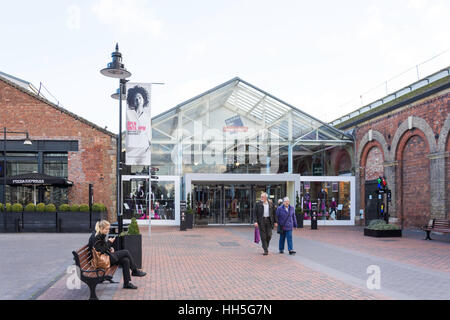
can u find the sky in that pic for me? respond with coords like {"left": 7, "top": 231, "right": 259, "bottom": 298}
{"left": 1, "top": 0, "right": 449, "bottom": 133}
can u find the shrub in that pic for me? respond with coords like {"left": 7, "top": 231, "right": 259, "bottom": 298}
{"left": 70, "top": 204, "right": 80, "bottom": 212}
{"left": 58, "top": 204, "right": 70, "bottom": 212}
{"left": 92, "top": 203, "right": 106, "bottom": 212}
{"left": 368, "top": 223, "right": 401, "bottom": 231}
{"left": 5, "top": 203, "right": 12, "bottom": 212}
{"left": 368, "top": 219, "right": 386, "bottom": 227}
{"left": 127, "top": 217, "right": 140, "bottom": 235}
{"left": 24, "top": 203, "right": 36, "bottom": 212}
{"left": 79, "top": 204, "right": 90, "bottom": 212}
{"left": 0, "top": 203, "right": 3, "bottom": 212}
{"left": 12, "top": 203, "right": 23, "bottom": 212}
{"left": 36, "top": 203, "right": 46, "bottom": 212}
{"left": 186, "top": 193, "right": 193, "bottom": 214}
{"left": 45, "top": 204, "right": 56, "bottom": 212}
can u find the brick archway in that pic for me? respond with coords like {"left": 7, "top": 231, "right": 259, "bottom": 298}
{"left": 395, "top": 129, "right": 431, "bottom": 227}
{"left": 359, "top": 140, "right": 386, "bottom": 216}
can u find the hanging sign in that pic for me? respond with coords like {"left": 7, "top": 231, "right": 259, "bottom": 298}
{"left": 126, "top": 83, "right": 152, "bottom": 165}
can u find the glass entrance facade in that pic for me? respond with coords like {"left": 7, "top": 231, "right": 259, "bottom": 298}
{"left": 121, "top": 77, "right": 356, "bottom": 226}
{"left": 193, "top": 183, "right": 286, "bottom": 225}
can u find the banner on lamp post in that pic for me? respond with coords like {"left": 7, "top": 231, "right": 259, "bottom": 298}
{"left": 126, "top": 83, "right": 152, "bottom": 165}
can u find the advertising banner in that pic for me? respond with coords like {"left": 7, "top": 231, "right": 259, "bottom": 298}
{"left": 126, "top": 83, "right": 152, "bottom": 165}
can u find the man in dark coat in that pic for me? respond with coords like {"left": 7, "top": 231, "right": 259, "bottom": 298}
{"left": 253, "top": 192, "right": 278, "bottom": 255}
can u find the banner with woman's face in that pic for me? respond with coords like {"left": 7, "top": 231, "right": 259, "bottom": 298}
{"left": 126, "top": 83, "right": 152, "bottom": 165}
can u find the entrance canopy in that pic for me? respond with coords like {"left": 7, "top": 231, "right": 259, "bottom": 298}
{"left": 6, "top": 172, "right": 73, "bottom": 187}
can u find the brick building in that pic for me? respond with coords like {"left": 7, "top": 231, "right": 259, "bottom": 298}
{"left": 333, "top": 67, "right": 450, "bottom": 228}
{"left": 0, "top": 71, "right": 117, "bottom": 220}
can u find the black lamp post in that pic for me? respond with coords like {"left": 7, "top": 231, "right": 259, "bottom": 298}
{"left": 100, "top": 43, "right": 132, "bottom": 234}
{"left": 3, "top": 128, "right": 32, "bottom": 231}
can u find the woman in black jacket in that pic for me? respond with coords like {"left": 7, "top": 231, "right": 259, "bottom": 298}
{"left": 88, "top": 220, "right": 146, "bottom": 289}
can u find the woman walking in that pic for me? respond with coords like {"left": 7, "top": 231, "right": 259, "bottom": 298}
{"left": 276, "top": 197, "right": 297, "bottom": 255}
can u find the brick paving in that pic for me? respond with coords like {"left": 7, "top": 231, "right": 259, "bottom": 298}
{"left": 112, "top": 226, "right": 384, "bottom": 300}
{"left": 35, "top": 225, "right": 450, "bottom": 300}
{"left": 291, "top": 226, "right": 450, "bottom": 273}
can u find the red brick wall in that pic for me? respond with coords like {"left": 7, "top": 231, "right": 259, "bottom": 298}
{"left": 447, "top": 137, "right": 450, "bottom": 219}
{"left": 355, "top": 92, "right": 449, "bottom": 155}
{"left": 353, "top": 90, "right": 449, "bottom": 225}
{"left": 364, "top": 147, "right": 384, "bottom": 180}
{"left": 0, "top": 79, "right": 117, "bottom": 221}
{"left": 400, "top": 135, "right": 430, "bottom": 227}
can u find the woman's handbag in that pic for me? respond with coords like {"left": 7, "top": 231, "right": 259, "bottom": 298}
{"left": 92, "top": 241, "right": 111, "bottom": 270}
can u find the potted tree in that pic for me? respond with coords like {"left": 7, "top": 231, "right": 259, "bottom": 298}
{"left": 186, "top": 193, "right": 194, "bottom": 229}
{"left": 120, "top": 217, "right": 142, "bottom": 269}
{"left": 295, "top": 192, "right": 304, "bottom": 228}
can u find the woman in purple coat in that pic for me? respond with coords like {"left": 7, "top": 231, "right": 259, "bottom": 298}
{"left": 276, "top": 197, "right": 297, "bottom": 255}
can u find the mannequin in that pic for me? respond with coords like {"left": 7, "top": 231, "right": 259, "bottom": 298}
{"left": 303, "top": 191, "right": 311, "bottom": 219}
{"left": 318, "top": 188, "right": 327, "bottom": 218}
{"left": 329, "top": 197, "right": 337, "bottom": 220}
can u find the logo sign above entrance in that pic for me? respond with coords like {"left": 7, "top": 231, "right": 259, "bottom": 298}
{"left": 223, "top": 115, "right": 248, "bottom": 133}
{"left": 126, "top": 83, "right": 152, "bottom": 165}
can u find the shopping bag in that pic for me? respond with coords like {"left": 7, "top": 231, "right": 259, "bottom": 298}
{"left": 254, "top": 226, "right": 260, "bottom": 244}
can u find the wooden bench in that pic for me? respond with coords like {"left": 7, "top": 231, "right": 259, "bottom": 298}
{"left": 72, "top": 245, "right": 118, "bottom": 300}
{"left": 422, "top": 218, "right": 450, "bottom": 240}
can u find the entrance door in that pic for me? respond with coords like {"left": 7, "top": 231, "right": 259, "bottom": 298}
{"left": 364, "top": 179, "right": 379, "bottom": 226}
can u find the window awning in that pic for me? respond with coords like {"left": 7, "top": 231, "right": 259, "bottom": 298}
{"left": 6, "top": 173, "right": 73, "bottom": 187}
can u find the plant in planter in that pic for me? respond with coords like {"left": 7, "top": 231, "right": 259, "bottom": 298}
{"left": 24, "top": 203, "right": 57, "bottom": 232}
{"left": 45, "top": 204, "right": 56, "bottom": 212}
{"left": 58, "top": 204, "right": 70, "bottom": 212}
{"left": 120, "top": 217, "right": 142, "bottom": 269}
{"left": 24, "top": 203, "right": 36, "bottom": 212}
{"left": 36, "top": 203, "right": 46, "bottom": 212}
{"left": 364, "top": 219, "right": 402, "bottom": 237}
{"left": 12, "top": 203, "right": 23, "bottom": 213}
{"left": 92, "top": 203, "right": 107, "bottom": 220}
{"left": 185, "top": 193, "right": 194, "bottom": 228}
{"left": 70, "top": 204, "right": 80, "bottom": 212}
{"left": 79, "top": 204, "right": 90, "bottom": 212}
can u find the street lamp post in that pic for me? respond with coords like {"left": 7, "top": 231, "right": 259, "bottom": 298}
{"left": 3, "top": 128, "right": 32, "bottom": 231}
{"left": 100, "top": 44, "right": 132, "bottom": 234}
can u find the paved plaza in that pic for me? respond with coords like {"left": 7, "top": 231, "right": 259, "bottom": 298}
{"left": 24, "top": 225, "right": 449, "bottom": 301}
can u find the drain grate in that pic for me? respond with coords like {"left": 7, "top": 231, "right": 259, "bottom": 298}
{"left": 184, "top": 235, "right": 202, "bottom": 238}
{"left": 218, "top": 241, "right": 240, "bottom": 247}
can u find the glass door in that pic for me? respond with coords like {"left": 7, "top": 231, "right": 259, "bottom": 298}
{"left": 122, "top": 177, "right": 149, "bottom": 220}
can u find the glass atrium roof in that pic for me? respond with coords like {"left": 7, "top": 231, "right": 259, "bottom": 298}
{"left": 151, "top": 77, "right": 353, "bottom": 153}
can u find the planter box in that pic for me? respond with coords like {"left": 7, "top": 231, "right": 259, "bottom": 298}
{"left": 120, "top": 234, "right": 142, "bottom": 269}
{"left": 22, "top": 211, "right": 57, "bottom": 232}
{"left": 57, "top": 211, "right": 103, "bottom": 233}
{"left": 295, "top": 213, "right": 304, "bottom": 228}
{"left": 186, "top": 214, "right": 194, "bottom": 229}
{"left": 0, "top": 212, "right": 22, "bottom": 232}
{"left": 364, "top": 228, "right": 402, "bottom": 238}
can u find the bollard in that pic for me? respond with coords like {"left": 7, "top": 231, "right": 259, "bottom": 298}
{"left": 311, "top": 211, "right": 318, "bottom": 230}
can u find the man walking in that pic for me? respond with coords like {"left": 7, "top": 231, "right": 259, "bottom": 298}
{"left": 254, "top": 192, "right": 277, "bottom": 255}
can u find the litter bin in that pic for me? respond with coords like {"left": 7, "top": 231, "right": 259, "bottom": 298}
{"left": 311, "top": 211, "right": 318, "bottom": 230}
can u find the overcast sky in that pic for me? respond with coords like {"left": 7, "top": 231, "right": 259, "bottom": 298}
{"left": 1, "top": 0, "right": 449, "bottom": 133}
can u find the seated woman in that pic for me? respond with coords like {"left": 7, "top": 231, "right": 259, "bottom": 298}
{"left": 88, "top": 220, "right": 146, "bottom": 289}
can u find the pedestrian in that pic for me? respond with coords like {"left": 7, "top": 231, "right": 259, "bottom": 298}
{"left": 276, "top": 197, "right": 297, "bottom": 255}
{"left": 253, "top": 192, "right": 278, "bottom": 255}
{"left": 88, "top": 220, "right": 147, "bottom": 289}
